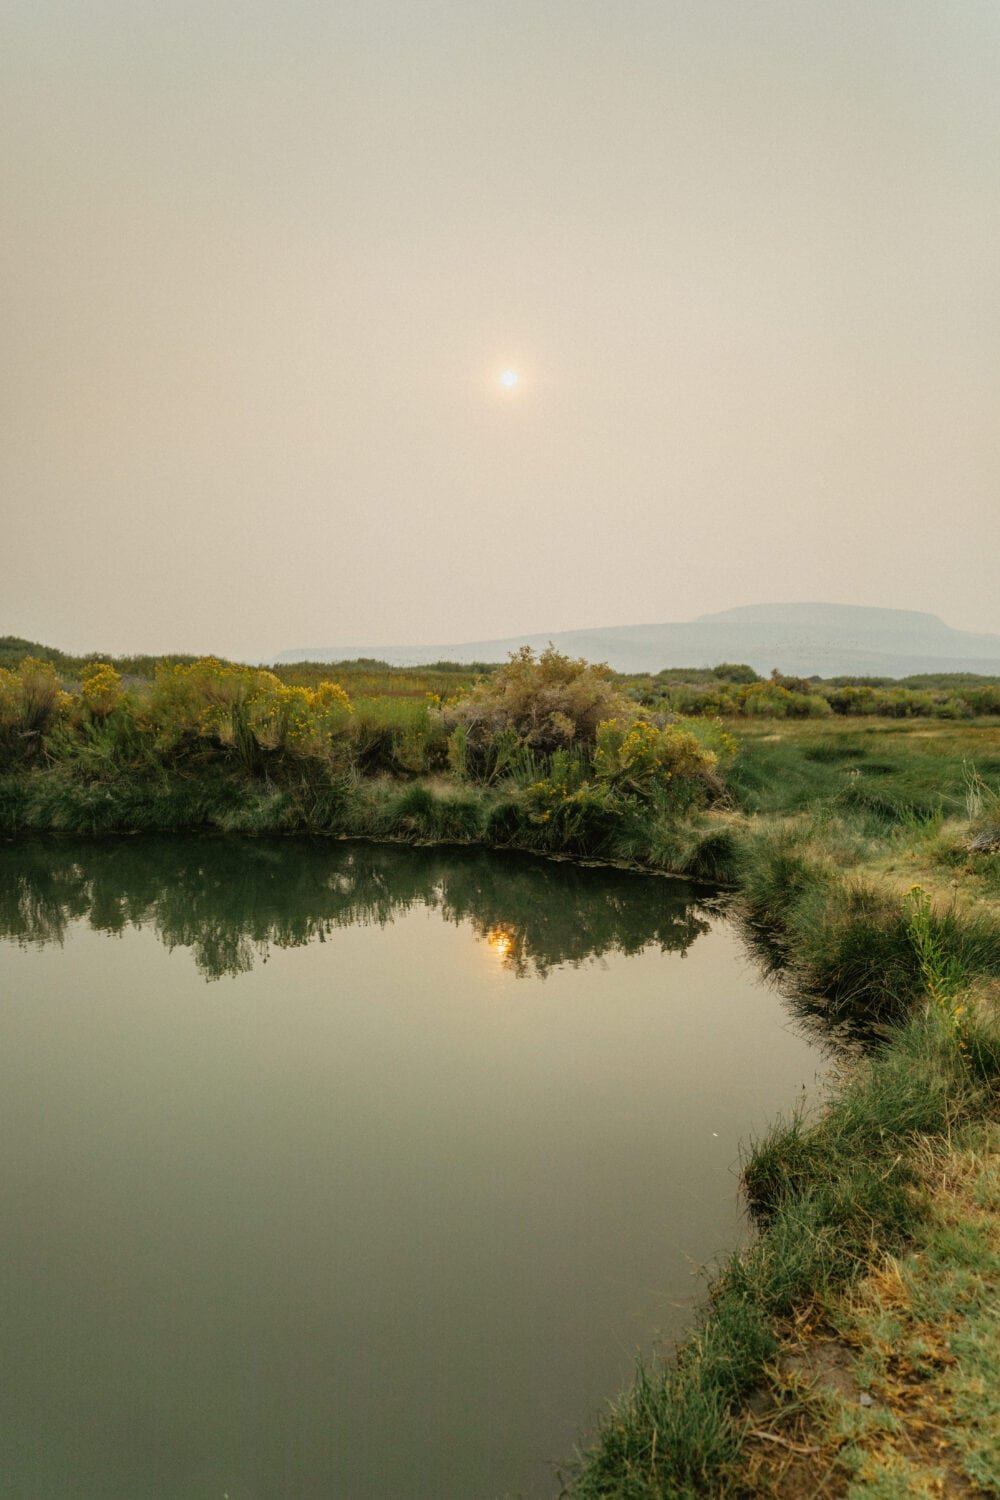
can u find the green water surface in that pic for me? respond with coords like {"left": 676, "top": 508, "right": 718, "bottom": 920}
{"left": 0, "top": 839, "right": 825, "bottom": 1499}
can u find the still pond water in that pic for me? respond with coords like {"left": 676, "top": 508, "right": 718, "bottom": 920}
{"left": 0, "top": 839, "right": 828, "bottom": 1499}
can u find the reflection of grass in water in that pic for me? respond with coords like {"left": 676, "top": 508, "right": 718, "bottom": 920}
{"left": 0, "top": 838, "right": 711, "bottom": 981}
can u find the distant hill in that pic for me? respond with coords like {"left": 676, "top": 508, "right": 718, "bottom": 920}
{"left": 274, "top": 604, "right": 1000, "bottom": 678}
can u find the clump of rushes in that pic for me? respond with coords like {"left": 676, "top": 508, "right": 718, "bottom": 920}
{"left": 379, "top": 783, "right": 486, "bottom": 843}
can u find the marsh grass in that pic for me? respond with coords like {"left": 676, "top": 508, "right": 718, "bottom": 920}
{"left": 733, "top": 813, "right": 1000, "bottom": 1032}
{"left": 729, "top": 720, "right": 1000, "bottom": 825}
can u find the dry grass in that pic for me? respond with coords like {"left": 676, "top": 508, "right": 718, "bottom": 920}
{"left": 737, "top": 1123, "right": 1000, "bottom": 1498}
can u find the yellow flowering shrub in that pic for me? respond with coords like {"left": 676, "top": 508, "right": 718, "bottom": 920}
{"left": 150, "top": 658, "right": 242, "bottom": 742}
{"left": 81, "top": 663, "right": 124, "bottom": 718}
{"left": 526, "top": 748, "right": 587, "bottom": 821}
{"left": 0, "top": 657, "right": 63, "bottom": 754}
{"left": 594, "top": 718, "right": 718, "bottom": 800}
{"left": 149, "top": 659, "right": 351, "bottom": 763}
{"left": 521, "top": 748, "right": 620, "bottom": 848}
{"left": 248, "top": 677, "right": 352, "bottom": 757}
{"left": 311, "top": 680, "right": 352, "bottom": 716}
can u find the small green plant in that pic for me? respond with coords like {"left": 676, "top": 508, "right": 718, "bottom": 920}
{"left": 905, "top": 885, "right": 967, "bottom": 1043}
{"left": 446, "top": 723, "right": 469, "bottom": 779}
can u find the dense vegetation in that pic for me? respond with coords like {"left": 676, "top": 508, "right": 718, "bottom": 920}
{"left": 7, "top": 636, "right": 1000, "bottom": 848}
{"left": 630, "top": 663, "right": 1000, "bottom": 720}
{"left": 0, "top": 648, "right": 732, "bottom": 859}
{"left": 7, "top": 633, "right": 1000, "bottom": 722}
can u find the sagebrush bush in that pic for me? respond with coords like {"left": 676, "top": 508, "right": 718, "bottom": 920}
{"left": 441, "top": 645, "right": 630, "bottom": 756}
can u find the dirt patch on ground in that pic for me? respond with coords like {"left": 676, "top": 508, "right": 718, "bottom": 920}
{"left": 738, "top": 1320, "right": 863, "bottom": 1498}
{"left": 739, "top": 1324, "right": 991, "bottom": 1498}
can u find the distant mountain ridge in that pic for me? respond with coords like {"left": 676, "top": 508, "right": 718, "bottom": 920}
{"left": 274, "top": 604, "right": 1000, "bottom": 679}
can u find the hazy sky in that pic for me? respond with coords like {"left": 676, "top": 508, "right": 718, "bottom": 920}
{"left": 4, "top": 1, "right": 999, "bottom": 659}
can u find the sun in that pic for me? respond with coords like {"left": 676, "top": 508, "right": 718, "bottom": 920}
{"left": 499, "top": 368, "right": 520, "bottom": 391}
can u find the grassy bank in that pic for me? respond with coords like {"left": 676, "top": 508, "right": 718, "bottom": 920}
{"left": 564, "top": 851, "right": 1000, "bottom": 1496}
{"left": 0, "top": 765, "right": 748, "bottom": 889}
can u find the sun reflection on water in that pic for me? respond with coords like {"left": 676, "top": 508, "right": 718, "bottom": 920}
{"left": 487, "top": 927, "right": 514, "bottom": 961}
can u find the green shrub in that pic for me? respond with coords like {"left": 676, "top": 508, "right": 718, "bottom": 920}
{"left": 523, "top": 754, "right": 622, "bottom": 854}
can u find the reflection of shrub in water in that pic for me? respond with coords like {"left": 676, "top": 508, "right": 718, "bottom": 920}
{"left": 0, "top": 839, "right": 713, "bottom": 981}
{"left": 437, "top": 859, "right": 711, "bottom": 975}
